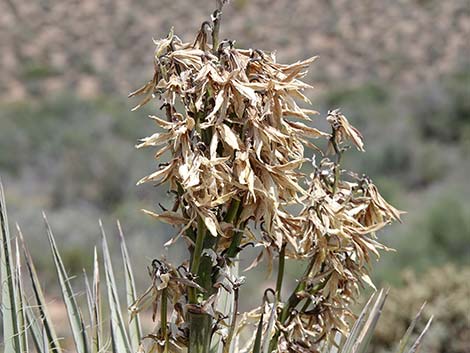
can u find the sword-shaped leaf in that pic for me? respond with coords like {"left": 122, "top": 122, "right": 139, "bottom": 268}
{"left": 117, "top": 220, "right": 142, "bottom": 351}
{"left": 44, "top": 213, "right": 89, "bottom": 353}
{"left": 101, "top": 220, "right": 132, "bottom": 353}
{"left": 394, "top": 303, "right": 426, "bottom": 353}
{"left": 24, "top": 300, "right": 47, "bottom": 353}
{"left": 83, "top": 248, "right": 103, "bottom": 353}
{"left": 342, "top": 289, "right": 388, "bottom": 353}
{"left": 18, "top": 225, "right": 62, "bottom": 353}
{"left": 14, "top": 238, "right": 28, "bottom": 353}
{"left": 406, "top": 316, "right": 433, "bottom": 353}
{"left": 0, "top": 181, "right": 22, "bottom": 353}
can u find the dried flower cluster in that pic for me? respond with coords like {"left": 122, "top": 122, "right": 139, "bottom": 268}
{"left": 130, "top": 5, "right": 402, "bottom": 353}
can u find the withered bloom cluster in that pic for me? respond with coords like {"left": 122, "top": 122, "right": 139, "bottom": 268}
{"left": 129, "top": 8, "right": 402, "bottom": 353}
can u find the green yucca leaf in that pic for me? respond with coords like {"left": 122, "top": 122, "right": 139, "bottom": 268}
{"left": 406, "top": 316, "right": 433, "bottom": 353}
{"left": 252, "top": 313, "right": 264, "bottom": 353}
{"left": 211, "top": 262, "right": 239, "bottom": 353}
{"left": 24, "top": 300, "right": 47, "bottom": 353}
{"left": 395, "top": 303, "right": 425, "bottom": 353}
{"left": 45, "top": 213, "right": 90, "bottom": 353}
{"left": 392, "top": 301, "right": 433, "bottom": 353}
{"left": 341, "top": 294, "right": 375, "bottom": 353}
{"left": 84, "top": 270, "right": 94, "bottom": 328}
{"left": 352, "top": 289, "right": 388, "bottom": 353}
{"left": 14, "top": 238, "right": 28, "bottom": 353}
{"left": 101, "top": 220, "right": 132, "bottom": 353}
{"left": 91, "top": 247, "right": 103, "bottom": 353}
{"left": 18, "top": 225, "right": 62, "bottom": 353}
{"left": 354, "top": 289, "right": 389, "bottom": 353}
{"left": 83, "top": 270, "right": 100, "bottom": 353}
{"left": 93, "top": 249, "right": 104, "bottom": 353}
{"left": 0, "top": 181, "right": 22, "bottom": 353}
{"left": 43, "top": 326, "right": 50, "bottom": 353}
{"left": 262, "top": 302, "right": 277, "bottom": 353}
{"left": 342, "top": 289, "right": 388, "bottom": 353}
{"left": 118, "top": 220, "right": 142, "bottom": 351}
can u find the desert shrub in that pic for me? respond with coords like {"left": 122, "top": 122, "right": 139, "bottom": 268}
{"left": 371, "top": 265, "right": 470, "bottom": 353}
{"left": 373, "top": 186, "right": 470, "bottom": 287}
{"left": 425, "top": 196, "right": 470, "bottom": 263}
{"left": 411, "top": 69, "right": 470, "bottom": 144}
{"left": 0, "top": 95, "right": 157, "bottom": 210}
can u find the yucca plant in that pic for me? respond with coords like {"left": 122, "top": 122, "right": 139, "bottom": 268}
{"left": 0, "top": 181, "right": 144, "bottom": 353}
{"left": 0, "top": 178, "right": 431, "bottom": 353}
{"left": 0, "top": 2, "right": 432, "bottom": 353}
{"left": 127, "top": 1, "right": 430, "bottom": 353}
{"left": 0, "top": 187, "right": 431, "bottom": 353}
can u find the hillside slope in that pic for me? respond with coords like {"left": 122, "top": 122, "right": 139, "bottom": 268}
{"left": 1, "top": 0, "right": 469, "bottom": 100}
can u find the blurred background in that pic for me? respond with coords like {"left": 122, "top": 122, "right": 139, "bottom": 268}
{"left": 0, "top": 0, "right": 469, "bottom": 351}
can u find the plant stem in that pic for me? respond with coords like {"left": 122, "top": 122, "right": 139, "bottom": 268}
{"left": 268, "top": 256, "right": 316, "bottom": 352}
{"left": 188, "top": 4, "right": 228, "bottom": 351}
{"left": 276, "top": 243, "right": 286, "bottom": 302}
{"left": 224, "top": 199, "right": 240, "bottom": 224}
{"left": 223, "top": 286, "right": 239, "bottom": 353}
{"left": 279, "top": 257, "right": 315, "bottom": 323}
{"left": 224, "top": 221, "right": 246, "bottom": 259}
{"left": 330, "top": 129, "right": 343, "bottom": 194}
{"left": 189, "top": 217, "right": 207, "bottom": 303}
{"left": 161, "top": 288, "right": 169, "bottom": 353}
{"left": 188, "top": 217, "right": 212, "bottom": 353}
{"left": 212, "top": 1, "right": 225, "bottom": 53}
{"left": 189, "top": 314, "right": 212, "bottom": 353}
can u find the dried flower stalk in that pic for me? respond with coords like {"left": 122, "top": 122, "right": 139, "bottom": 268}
{"left": 130, "top": 3, "right": 402, "bottom": 353}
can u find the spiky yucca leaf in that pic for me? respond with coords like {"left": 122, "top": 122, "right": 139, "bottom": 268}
{"left": 0, "top": 181, "right": 22, "bottom": 353}
{"left": 91, "top": 247, "right": 103, "bottom": 353}
{"left": 341, "top": 289, "right": 388, "bottom": 353}
{"left": 393, "top": 302, "right": 433, "bottom": 353}
{"left": 118, "top": 220, "right": 142, "bottom": 351}
{"left": 321, "top": 290, "right": 433, "bottom": 353}
{"left": 18, "top": 225, "right": 62, "bottom": 353}
{"left": 0, "top": 184, "right": 143, "bottom": 353}
{"left": 406, "top": 317, "right": 433, "bottom": 353}
{"left": 45, "top": 213, "right": 89, "bottom": 353}
{"left": 14, "top": 238, "right": 28, "bottom": 353}
{"left": 24, "top": 299, "right": 47, "bottom": 353}
{"left": 101, "top": 221, "right": 132, "bottom": 353}
{"left": 83, "top": 251, "right": 103, "bottom": 353}
{"left": 394, "top": 304, "right": 426, "bottom": 353}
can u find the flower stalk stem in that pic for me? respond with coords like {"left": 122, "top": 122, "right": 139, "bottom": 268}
{"left": 223, "top": 286, "right": 240, "bottom": 353}
{"left": 330, "top": 128, "right": 343, "bottom": 194}
{"left": 269, "top": 256, "right": 316, "bottom": 352}
{"left": 161, "top": 288, "right": 169, "bottom": 353}
{"left": 188, "top": 217, "right": 211, "bottom": 353}
{"left": 224, "top": 221, "right": 246, "bottom": 259}
{"left": 189, "top": 217, "right": 207, "bottom": 303}
{"left": 212, "top": 0, "right": 225, "bottom": 53}
{"left": 276, "top": 243, "right": 286, "bottom": 302}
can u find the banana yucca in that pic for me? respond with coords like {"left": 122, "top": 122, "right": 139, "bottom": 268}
{"left": 129, "top": 1, "right": 409, "bottom": 353}
{"left": 0, "top": 2, "right": 432, "bottom": 353}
